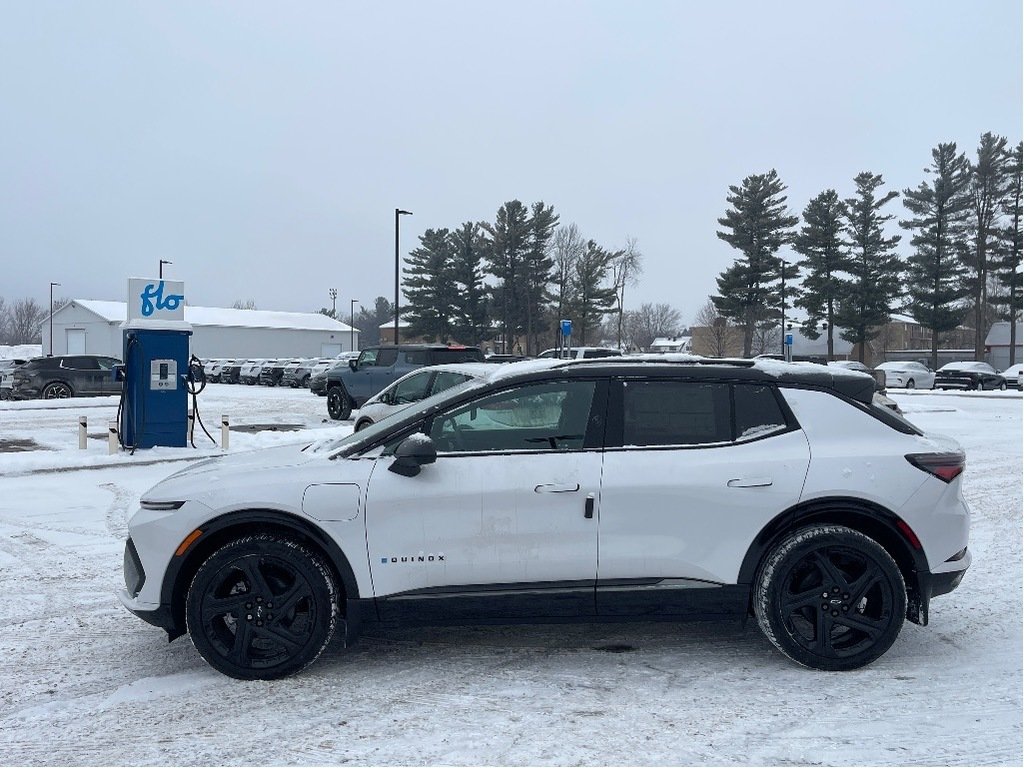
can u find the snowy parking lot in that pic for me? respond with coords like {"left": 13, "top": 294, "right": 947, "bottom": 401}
{"left": 0, "top": 384, "right": 1020, "bottom": 766}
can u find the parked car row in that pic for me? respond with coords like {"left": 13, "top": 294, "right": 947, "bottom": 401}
{"left": 201, "top": 353, "right": 359, "bottom": 388}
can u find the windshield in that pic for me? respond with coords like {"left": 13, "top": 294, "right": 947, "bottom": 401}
{"left": 307, "top": 376, "right": 486, "bottom": 456}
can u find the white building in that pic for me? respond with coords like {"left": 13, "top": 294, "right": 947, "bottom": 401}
{"left": 42, "top": 300, "right": 360, "bottom": 359}
{"left": 649, "top": 336, "right": 691, "bottom": 353}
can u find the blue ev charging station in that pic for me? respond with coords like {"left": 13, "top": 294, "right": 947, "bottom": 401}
{"left": 119, "top": 278, "right": 192, "bottom": 449}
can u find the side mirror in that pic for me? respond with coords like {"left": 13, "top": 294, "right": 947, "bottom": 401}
{"left": 388, "top": 434, "right": 437, "bottom": 477}
{"left": 349, "top": 359, "right": 358, "bottom": 371}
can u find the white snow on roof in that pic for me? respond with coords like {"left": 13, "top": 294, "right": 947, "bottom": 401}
{"left": 71, "top": 300, "right": 358, "bottom": 333}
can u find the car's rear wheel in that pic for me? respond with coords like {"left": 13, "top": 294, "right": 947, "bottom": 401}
{"left": 354, "top": 418, "right": 373, "bottom": 432}
{"left": 754, "top": 525, "right": 906, "bottom": 671}
{"left": 999, "top": 381, "right": 1007, "bottom": 391}
{"left": 327, "top": 386, "right": 352, "bottom": 420}
{"left": 185, "top": 534, "right": 337, "bottom": 680}
{"left": 42, "top": 382, "right": 72, "bottom": 399}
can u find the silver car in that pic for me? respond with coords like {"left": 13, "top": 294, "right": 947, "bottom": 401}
{"left": 352, "top": 362, "right": 493, "bottom": 431}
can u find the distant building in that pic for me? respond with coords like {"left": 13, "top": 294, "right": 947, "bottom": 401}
{"left": 41, "top": 300, "right": 359, "bottom": 359}
{"left": 985, "top": 321, "right": 1023, "bottom": 370}
{"left": 649, "top": 336, "right": 692, "bottom": 353}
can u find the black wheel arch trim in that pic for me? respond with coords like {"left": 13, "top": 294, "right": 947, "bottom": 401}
{"left": 737, "top": 497, "right": 932, "bottom": 625}
{"left": 158, "top": 508, "right": 362, "bottom": 639}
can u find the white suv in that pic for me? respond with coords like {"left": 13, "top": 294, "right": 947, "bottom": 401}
{"left": 120, "top": 358, "right": 971, "bottom": 679}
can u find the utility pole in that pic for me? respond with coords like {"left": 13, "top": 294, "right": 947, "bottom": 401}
{"left": 329, "top": 288, "right": 338, "bottom": 318}
{"left": 394, "top": 208, "right": 412, "bottom": 344}
{"left": 49, "top": 281, "right": 61, "bottom": 356}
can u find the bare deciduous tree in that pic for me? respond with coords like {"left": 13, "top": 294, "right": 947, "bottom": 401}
{"left": 550, "top": 224, "right": 587, "bottom": 347}
{"left": 611, "top": 237, "right": 643, "bottom": 348}
{"left": 693, "top": 299, "right": 740, "bottom": 357}
{"left": 8, "top": 298, "right": 44, "bottom": 344}
{"left": 624, "top": 303, "right": 682, "bottom": 351}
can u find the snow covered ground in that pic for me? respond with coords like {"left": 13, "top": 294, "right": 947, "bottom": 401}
{"left": 0, "top": 384, "right": 1020, "bottom": 766}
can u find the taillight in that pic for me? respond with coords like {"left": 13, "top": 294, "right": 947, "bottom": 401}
{"left": 906, "top": 452, "right": 965, "bottom": 483}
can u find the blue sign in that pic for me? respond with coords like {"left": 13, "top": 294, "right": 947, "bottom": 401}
{"left": 785, "top": 333, "right": 794, "bottom": 346}
{"left": 560, "top": 319, "right": 572, "bottom": 337}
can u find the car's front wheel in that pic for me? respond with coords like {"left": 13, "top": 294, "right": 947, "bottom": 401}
{"left": 754, "top": 525, "right": 906, "bottom": 671}
{"left": 42, "top": 381, "right": 72, "bottom": 399}
{"left": 354, "top": 418, "right": 373, "bottom": 432}
{"left": 906, "top": 379, "right": 915, "bottom": 389}
{"left": 327, "top": 386, "right": 352, "bottom": 420}
{"left": 185, "top": 534, "right": 338, "bottom": 680}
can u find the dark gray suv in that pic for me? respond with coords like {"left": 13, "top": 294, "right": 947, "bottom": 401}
{"left": 9, "top": 355, "right": 122, "bottom": 399}
{"left": 326, "top": 344, "right": 485, "bottom": 420}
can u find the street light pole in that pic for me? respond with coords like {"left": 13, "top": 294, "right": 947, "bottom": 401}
{"left": 49, "top": 281, "right": 61, "bottom": 356}
{"left": 395, "top": 209, "right": 412, "bottom": 345}
{"left": 329, "top": 288, "right": 338, "bottom": 318}
{"left": 350, "top": 299, "right": 359, "bottom": 352}
{"left": 159, "top": 259, "right": 172, "bottom": 279}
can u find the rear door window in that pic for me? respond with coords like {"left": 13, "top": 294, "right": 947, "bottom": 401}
{"left": 375, "top": 348, "right": 399, "bottom": 367}
{"left": 622, "top": 380, "right": 731, "bottom": 446}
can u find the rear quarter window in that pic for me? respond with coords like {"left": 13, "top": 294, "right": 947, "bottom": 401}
{"left": 734, "top": 384, "right": 788, "bottom": 441}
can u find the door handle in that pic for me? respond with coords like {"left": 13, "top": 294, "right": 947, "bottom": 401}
{"left": 534, "top": 483, "right": 580, "bottom": 493}
{"left": 584, "top": 493, "right": 595, "bottom": 519}
{"left": 727, "top": 477, "right": 773, "bottom": 488}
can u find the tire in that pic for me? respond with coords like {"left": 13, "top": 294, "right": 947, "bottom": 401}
{"left": 906, "top": 379, "right": 915, "bottom": 390}
{"left": 354, "top": 419, "right": 373, "bottom": 432}
{"left": 42, "top": 381, "right": 73, "bottom": 399}
{"left": 301, "top": 375, "right": 310, "bottom": 388}
{"left": 327, "top": 386, "right": 352, "bottom": 421}
{"left": 754, "top": 524, "right": 906, "bottom": 671}
{"left": 185, "top": 534, "right": 338, "bottom": 680}
{"left": 999, "top": 381, "right": 1007, "bottom": 391}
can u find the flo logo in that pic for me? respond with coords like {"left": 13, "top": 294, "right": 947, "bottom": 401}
{"left": 140, "top": 281, "right": 185, "bottom": 317}
{"left": 381, "top": 553, "right": 446, "bottom": 564}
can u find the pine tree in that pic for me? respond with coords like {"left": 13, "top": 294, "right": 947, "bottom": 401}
{"left": 966, "top": 132, "right": 1014, "bottom": 360}
{"left": 450, "top": 221, "right": 491, "bottom": 345}
{"left": 567, "top": 240, "right": 618, "bottom": 345}
{"left": 792, "top": 189, "right": 849, "bottom": 359}
{"left": 835, "top": 173, "right": 903, "bottom": 362}
{"left": 482, "top": 201, "right": 530, "bottom": 352}
{"left": 900, "top": 143, "right": 973, "bottom": 370}
{"left": 404, "top": 228, "right": 457, "bottom": 342}
{"left": 712, "top": 170, "right": 799, "bottom": 357}
{"left": 991, "top": 142, "right": 1023, "bottom": 365}
{"left": 523, "top": 202, "right": 559, "bottom": 354}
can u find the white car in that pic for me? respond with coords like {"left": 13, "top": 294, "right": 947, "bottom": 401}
{"left": 1001, "top": 363, "right": 1022, "bottom": 389}
{"left": 239, "top": 359, "right": 270, "bottom": 385}
{"left": 538, "top": 347, "right": 623, "bottom": 359}
{"left": 353, "top": 363, "right": 493, "bottom": 431}
{"left": 120, "top": 357, "right": 971, "bottom": 679}
{"left": 876, "top": 361, "right": 936, "bottom": 390}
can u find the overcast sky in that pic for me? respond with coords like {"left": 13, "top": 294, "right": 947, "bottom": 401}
{"left": 1, "top": 1, "right": 1020, "bottom": 324}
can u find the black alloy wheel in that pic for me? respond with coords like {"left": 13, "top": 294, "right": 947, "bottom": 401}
{"left": 327, "top": 386, "right": 352, "bottom": 420}
{"left": 755, "top": 525, "right": 906, "bottom": 671}
{"left": 185, "top": 535, "right": 337, "bottom": 680}
{"left": 42, "top": 382, "right": 72, "bottom": 399}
